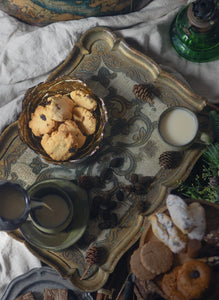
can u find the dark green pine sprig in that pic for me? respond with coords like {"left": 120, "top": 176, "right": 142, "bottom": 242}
{"left": 175, "top": 109, "right": 219, "bottom": 204}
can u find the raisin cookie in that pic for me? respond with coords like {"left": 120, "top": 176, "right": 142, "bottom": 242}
{"left": 29, "top": 105, "right": 57, "bottom": 137}
{"left": 73, "top": 106, "right": 96, "bottom": 135}
{"left": 58, "top": 120, "right": 86, "bottom": 149}
{"left": 45, "top": 94, "right": 76, "bottom": 122}
{"left": 70, "top": 90, "right": 97, "bottom": 110}
{"left": 41, "top": 129, "right": 79, "bottom": 161}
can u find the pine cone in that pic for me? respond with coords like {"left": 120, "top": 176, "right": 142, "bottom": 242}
{"left": 159, "top": 151, "right": 182, "bottom": 169}
{"left": 208, "top": 176, "right": 219, "bottom": 187}
{"left": 133, "top": 84, "right": 154, "bottom": 104}
{"left": 85, "top": 246, "right": 99, "bottom": 264}
{"left": 80, "top": 246, "right": 99, "bottom": 280}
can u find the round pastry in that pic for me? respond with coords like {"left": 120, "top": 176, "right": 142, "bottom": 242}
{"left": 45, "top": 94, "right": 76, "bottom": 122}
{"left": 140, "top": 240, "right": 173, "bottom": 275}
{"left": 58, "top": 120, "right": 86, "bottom": 149}
{"left": 187, "top": 202, "right": 206, "bottom": 241}
{"left": 149, "top": 212, "right": 187, "bottom": 253}
{"left": 177, "top": 260, "right": 211, "bottom": 299}
{"left": 161, "top": 266, "right": 186, "bottom": 300}
{"left": 166, "top": 194, "right": 194, "bottom": 234}
{"left": 73, "top": 106, "right": 97, "bottom": 135}
{"left": 70, "top": 89, "right": 97, "bottom": 110}
{"left": 41, "top": 129, "right": 79, "bottom": 161}
{"left": 29, "top": 105, "right": 57, "bottom": 137}
{"left": 130, "top": 247, "right": 156, "bottom": 281}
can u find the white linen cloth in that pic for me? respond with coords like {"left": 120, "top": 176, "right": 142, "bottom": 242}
{"left": 0, "top": 0, "right": 218, "bottom": 296}
{"left": 0, "top": 232, "right": 41, "bottom": 296}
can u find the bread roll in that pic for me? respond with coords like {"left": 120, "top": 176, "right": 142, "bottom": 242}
{"left": 166, "top": 194, "right": 194, "bottom": 234}
{"left": 149, "top": 212, "right": 187, "bottom": 253}
{"left": 188, "top": 202, "right": 206, "bottom": 240}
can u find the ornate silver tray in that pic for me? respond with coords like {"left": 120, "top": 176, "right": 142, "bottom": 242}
{"left": 0, "top": 27, "right": 208, "bottom": 292}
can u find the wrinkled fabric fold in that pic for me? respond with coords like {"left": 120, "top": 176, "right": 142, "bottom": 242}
{"left": 0, "top": 0, "right": 218, "bottom": 297}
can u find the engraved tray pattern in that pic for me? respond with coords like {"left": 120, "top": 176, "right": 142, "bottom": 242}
{"left": 0, "top": 27, "right": 208, "bottom": 292}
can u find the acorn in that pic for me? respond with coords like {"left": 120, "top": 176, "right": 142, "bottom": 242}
{"left": 159, "top": 151, "right": 182, "bottom": 169}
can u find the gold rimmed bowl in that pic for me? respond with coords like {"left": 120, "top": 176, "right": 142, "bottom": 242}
{"left": 18, "top": 76, "right": 108, "bottom": 164}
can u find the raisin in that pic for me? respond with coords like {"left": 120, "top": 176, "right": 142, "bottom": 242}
{"left": 40, "top": 114, "right": 46, "bottom": 121}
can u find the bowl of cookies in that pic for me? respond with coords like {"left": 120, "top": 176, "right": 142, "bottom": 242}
{"left": 18, "top": 76, "right": 107, "bottom": 164}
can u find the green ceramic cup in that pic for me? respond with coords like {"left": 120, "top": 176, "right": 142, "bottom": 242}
{"left": 29, "top": 184, "right": 73, "bottom": 234}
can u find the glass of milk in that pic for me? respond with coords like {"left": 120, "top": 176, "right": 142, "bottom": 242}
{"left": 158, "top": 106, "right": 202, "bottom": 148}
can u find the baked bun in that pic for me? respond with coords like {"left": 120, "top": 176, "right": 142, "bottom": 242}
{"left": 161, "top": 266, "right": 186, "bottom": 300}
{"left": 187, "top": 202, "right": 206, "bottom": 241}
{"left": 177, "top": 260, "right": 211, "bottom": 299}
{"left": 149, "top": 212, "right": 187, "bottom": 253}
{"left": 166, "top": 194, "right": 194, "bottom": 234}
{"left": 166, "top": 195, "right": 206, "bottom": 241}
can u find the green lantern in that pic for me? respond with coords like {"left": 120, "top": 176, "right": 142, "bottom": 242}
{"left": 170, "top": 0, "right": 219, "bottom": 62}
